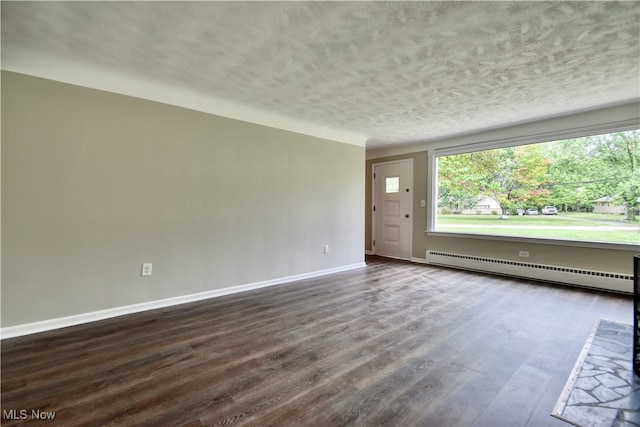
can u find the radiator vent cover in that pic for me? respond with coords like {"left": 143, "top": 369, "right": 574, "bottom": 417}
{"left": 426, "top": 251, "right": 632, "bottom": 294}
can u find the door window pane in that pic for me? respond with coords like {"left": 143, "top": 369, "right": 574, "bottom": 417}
{"left": 386, "top": 177, "right": 400, "bottom": 193}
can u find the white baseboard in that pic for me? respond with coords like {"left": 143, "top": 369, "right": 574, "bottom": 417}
{"left": 1, "top": 262, "right": 366, "bottom": 340}
{"left": 365, "top": 250, "right": 375, "bottom": 255}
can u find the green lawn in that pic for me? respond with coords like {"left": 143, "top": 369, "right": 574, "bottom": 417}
{"left": 438, "top": 214, "right": 604, "bottom": 226}
{"left": 436, "top": 213, "right": 640, "bottom": 244}
{"left": 436, "top": 226, "right": 639, "bottom": 243}
{"left": 554, "top": 212, "right": 638, "bottom": 223}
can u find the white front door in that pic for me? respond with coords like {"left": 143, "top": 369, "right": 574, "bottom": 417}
{"left": 373, "top": 159, "right": 413, "bottom": 260}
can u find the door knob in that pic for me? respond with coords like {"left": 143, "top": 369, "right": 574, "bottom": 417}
{"left": 405, "top": 214, "right": 410, "bottom": 218}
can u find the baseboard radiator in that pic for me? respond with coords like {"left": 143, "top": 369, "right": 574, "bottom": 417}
{"left": 426, "top": 251, "right": 633, "bottom": 294}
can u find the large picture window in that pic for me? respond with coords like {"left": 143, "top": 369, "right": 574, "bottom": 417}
{"left": 433, "top": 130, "right": 640, "bottom": 245}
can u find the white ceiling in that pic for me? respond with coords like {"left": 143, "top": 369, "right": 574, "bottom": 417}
{"left": 2, "top": 1, "right": 639, "bottom": 150}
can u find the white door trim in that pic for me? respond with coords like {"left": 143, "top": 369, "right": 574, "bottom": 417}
{"left": 372, "top": 158, "right": 413, "bottom": 260}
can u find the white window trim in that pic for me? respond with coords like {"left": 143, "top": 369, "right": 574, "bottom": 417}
{"left": 426, "top": 114, "right": 640, "bottom": 251}
{"left": 426, "top": 231, "right": 639, "bottom": 251}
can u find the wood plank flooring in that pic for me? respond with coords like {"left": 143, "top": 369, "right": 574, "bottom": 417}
{"left": 1, "top": 256, "right": 633, "bottom": 426}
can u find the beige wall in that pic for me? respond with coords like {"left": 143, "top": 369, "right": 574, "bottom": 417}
{"left": 366, "top": 150, "right": 638, "bottom": 276}
{"left": 2, "top": 71, "right": 365, "bottom": 327}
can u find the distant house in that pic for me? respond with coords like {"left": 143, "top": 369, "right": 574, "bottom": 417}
{"left": 438, "top": 196, "right": 502, "bottom": 215}
{"left": 593, "top": 196, "right": 625, "bottom": 214}
{"left": 461, "top": 196, "right": 502, "bottom": 215}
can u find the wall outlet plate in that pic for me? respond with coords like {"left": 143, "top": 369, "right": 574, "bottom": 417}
{"left": 141, "top": 263, "right": 153, "bottom": 276}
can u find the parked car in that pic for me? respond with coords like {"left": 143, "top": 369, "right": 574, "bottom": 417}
{"left": 542, "top": 206, "right": 558, "bottom": 215}
{"left": 525, "top": 207, "right": 539, "bottom": 215}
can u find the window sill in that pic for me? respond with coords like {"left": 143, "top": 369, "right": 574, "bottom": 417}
{"left": 425, "top": 231, "right": 640, "bottom": 251}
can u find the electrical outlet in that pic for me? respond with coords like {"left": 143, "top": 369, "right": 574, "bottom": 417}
{"left": 141, "top": 263, "right": 153, "bottom": 276}
{"left": 324, "top": 244, "right": 329, "bottom": 254}
{"left": 518, "top": 251, "right": 529, "bottom": 258}
{"left": 420, "top": 200, "right": 426, "bottom": 207}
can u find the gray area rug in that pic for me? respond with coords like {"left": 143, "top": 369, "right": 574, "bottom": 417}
{"left": 552, "top": 318, "right": 640, "bottom": 427}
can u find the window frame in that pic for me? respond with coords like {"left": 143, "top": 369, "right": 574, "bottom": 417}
{"left": 426, "top": 121, "right": 640, "bottom": 251}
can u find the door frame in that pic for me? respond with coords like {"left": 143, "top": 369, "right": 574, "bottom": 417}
{"left": 371, "top": 158, "right": 414, "bottom": 260}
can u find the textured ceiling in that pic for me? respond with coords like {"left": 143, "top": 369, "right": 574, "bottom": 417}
{"left": 2, "top": 1, "right": 639, "bottom": 150}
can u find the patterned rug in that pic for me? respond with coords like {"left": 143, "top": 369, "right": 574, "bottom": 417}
{"left": 552, "top": 319, "right": 640, "bottom": 427}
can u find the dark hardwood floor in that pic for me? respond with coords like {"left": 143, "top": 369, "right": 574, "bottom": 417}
{"left": 1, "top": 256, "right": 632, "bottom": 426}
